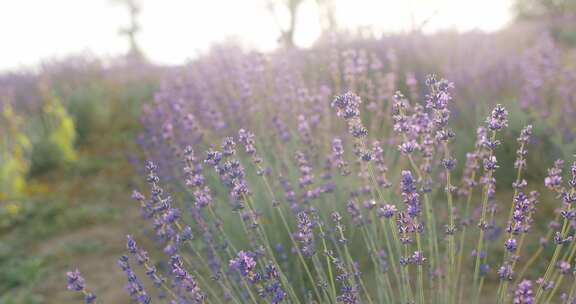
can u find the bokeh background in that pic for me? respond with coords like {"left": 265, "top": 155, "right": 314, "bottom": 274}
{"left": 1, "top": 0, "right": 575, "bottom": 303}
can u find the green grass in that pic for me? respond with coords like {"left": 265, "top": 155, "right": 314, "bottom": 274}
{"left": 0, "top": 75, "right": 153, "bottom": 303}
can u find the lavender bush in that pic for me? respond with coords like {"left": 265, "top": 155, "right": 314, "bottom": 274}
{"left": 65, "top": 38, "right": 576, "bottom": 303}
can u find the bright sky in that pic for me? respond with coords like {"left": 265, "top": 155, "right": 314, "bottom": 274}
{"left": 0, "top": 0, "right": 513, "bottom": 72}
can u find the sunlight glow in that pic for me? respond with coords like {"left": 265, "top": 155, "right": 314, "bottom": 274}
{"left": 0, "top": 0, "right": 512, "bottom": 71}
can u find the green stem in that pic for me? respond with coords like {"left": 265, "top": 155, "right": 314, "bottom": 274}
{"left": 472, "top": 130, "right": 496, "bottom": 303}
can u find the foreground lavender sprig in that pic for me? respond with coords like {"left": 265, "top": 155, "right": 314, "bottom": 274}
{"left": 496, "top": 124, "right": 534, "bottom": 303}
{"left": 473, "top": 104, "right": 509, "bottom": 302}
{"left": 66, "top": 269, "right": 97, "bottom": 303}
{"left": 117, "top": 255, "right": 152, "bottom": 304}
{"left": 536, "top": 160, "right": 576, "bottom": 302}
{"left": 67, "top": 66, "right": 576, "bottom": 304}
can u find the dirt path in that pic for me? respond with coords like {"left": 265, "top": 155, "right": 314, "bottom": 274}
{"left": 26, "top": 128, "right": 147, "bottom": 303}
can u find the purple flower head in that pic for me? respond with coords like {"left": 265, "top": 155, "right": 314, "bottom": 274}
{"left": 498, "top": 263, "right": 513, "bottom": 281}
{"left": 181, "top": 225, "right": 193, "bottom": 241}
{"left": 331, "top": 211, "right": 343, "bottom": 223}
{"left": 117, "top": 255, "right": 151, "bottom": 304}
{"left": 272, "top": 116, "right": 291, "bottom": 142}
{"left": 505, "top": 238, "right": 518, "bottom": 252}
{"left": 398, "top": 140, "right": 418, "bottom": 154}
{"left": 337, "top": 283, "right": 359, "bottom": 304}
{"left": 479, "top": 264, "right": 490, "bottom": 276}
{"left": 545, "top": 159, "right": 564, "bottom": 189}
{"left": 193, "top": 186, "right": 213, "bottom": 208}
{"left": 331, "top": 91, "right": 360, "bottom": 117}
{"left": 66, "top": 269, "right": 85, "bottom": 291}
{"left": 518, "top": 125, "right": 533, "bottom": 145}
{"left": 557, "top": 261, "right": 571, "bottom": 275}
{"left": 377, "top": 204, "right": 397, "bottom": 218}
{"left": 163, "top": 208, "right": 181, "bottom": 223}
{"left": 331, "top": 91, "right": 368, "bottom": 138}
{"left": 230, "top": 250, "right": 259, "bottom": 282}
{"left": 400, "top": 170, "right": 421, "bottom": 218}
{"left": 265, "top": 281, "right": 287, "bottom": 303}
{"left": 295, "top": 211, "right": 316, "bottom": 256}
{"left": 536, "top": 277, "right": 554, "bottom": 291}
{"left": 127, "top": 235, "right": 137, "bottom": 254}
{"left": 484, "top": 155, "right": 499, "bottom": 171}
{"left": 131, "top": 190, "right": 145, "bottom": 202}
{"left": 486, "top": 104, "right": 509, "bottom": 131}
{"left": 125, "top": 235, "right": 151, "bottom": 266}
{"left": 265, "top": 263, "right": 279, "bottom": 280}
{"left": 222, "top": 136, "right": 236, "bottom": 157}
{"left": 441, "top": 158, "right": 457, "bottom": 170}
{"left": 514, "top": 280, "right": 534, "bottom": 304}
{"left": 349, "top": 121, "right": 368, "bottom": 138}
{"left": 554, "top": 231, "right": 573, "bottom": 244}
{"left": 84, "top": 293, "right": 97, "bottom": 303}
{"left": 424, "top": 74, "right": 454, "bottom": 111}
{"left": 170, "top": 255, "right": 205, "bottom": 300}
{"left": 396, "top": 211, "right": 414, "bottom": 244}
{"left": 238, "top": 128, "right": 257, "bottom": 156}
{"left": 346, "top": 200, "right": 364, "bottom": 226}
{"left": 411, "top": 251, "right": 427, "bottom": 265}
{"left": 401, "top": 170, "right": 416, "bottom": 193}
{"left": 507, "top": 191, "right": 537, "bottom": 235}
{"left": 295, "top": 151, "right": 314, "bottom": 188}
{"left": 331, "top": 137, "right": 351, "bottom": 176}
{"left": 205, "top": 149, "right": 223, "bottom": 167}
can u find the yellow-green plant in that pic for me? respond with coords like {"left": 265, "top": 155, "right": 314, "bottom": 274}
{"left": 43, "top": 97, "right": 78, "bottom": 163}
{"left": 0, "top": 103, "right": 31, "bottom": 216}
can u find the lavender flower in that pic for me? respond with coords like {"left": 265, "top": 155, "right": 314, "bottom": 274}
{"left": 295, "top": 211, "right": 316, "bottom": 256}
{"left": 545, "top": 159, "right": 564, "bottom": 190}
{"left": 377, "top": 204, "right": 397, "bottom": 218}
{"left": 498, "top": 263, "right": 514, "bottom": 281}
{"left": 118, "top": 255, "right": 151, "bottom": 304}
{"left": 557, "top": 261, "right": 571, "bottom": 275}
{"left": 66, "top": 269, "right": 85, "bottom": 292}
{"left": 295, "top": 151, "right": 314, "bottom": 189}
{"left": 505, "top": 238, "right": 518, "bottom": 252}
{"left": 514, "top": 280, "right": 534, "bottom": 304}
{"left": 331, "top": 137, "right": 351, "bottom": 176}
{"left": 62, "top": 56, "right": 576, "bottom": 304}
{"left": 66, "top": 269, "right": 97, "bottom": 303}
{"left": 514, "top": 125, "right": 532, "bottom": 171}
{"left": 222, "top": 136, "right": 237, "bottom": 157}
{"left": 372, "top": 141, "right": 392, "bottom": 188}
{"left": 331, "top": 91, "right": 368, "bottom": 138}
{"left": 229, "top": 250, "right": 259, "bottom": 283}
{"left": 486, "top": 104, "right": 509, "bottom": 131}
{"left": 507, "top": 192, "right": 538, "bottom": 235}
{"left": 126, "top": 235, "right": 166, "bottom": 287}
{"left": 272, "top": 116, "right": 291, "bottom": 142}
{"left": 401, "top": 170, "right": 422, "bottom": 218}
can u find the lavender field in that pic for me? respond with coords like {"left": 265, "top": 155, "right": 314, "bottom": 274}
{"left": 1, "top": 1, "right": 576, "bottom": 304}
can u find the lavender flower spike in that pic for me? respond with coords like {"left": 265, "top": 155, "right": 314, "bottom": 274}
{"left": 514, "top": 280, "right": 535, "bottom": 304}
{"left": 66, "top": 269, "right": 97, "bottom": 303}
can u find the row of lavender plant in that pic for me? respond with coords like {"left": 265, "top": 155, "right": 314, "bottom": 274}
{"left": 68, "top": 79, "right": 575, "bottom": 303}
{"left": 65, "top": 35, "right": 575, "bottom": 303}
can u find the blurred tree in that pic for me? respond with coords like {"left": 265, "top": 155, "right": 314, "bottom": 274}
{"left": 514, "top": 0, "right": 576, "bottom": 20}
{"left": 113, "top": 0, "right": 144, "bottom": 60}
{"left": 316, "top": 0, "right": 337, "bottom": 31}
{"left": 265, "top": 0, "right": 305, "bottom": 48}
{"left": 265, "top": 0, "right": 338, "bottom": 47}
{"left": 514, "top": 0, "right": 576, "bottom": 44}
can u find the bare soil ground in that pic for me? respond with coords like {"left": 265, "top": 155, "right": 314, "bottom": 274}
{"left": 27, "top": 129, "right": 145, "bottom": 303}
